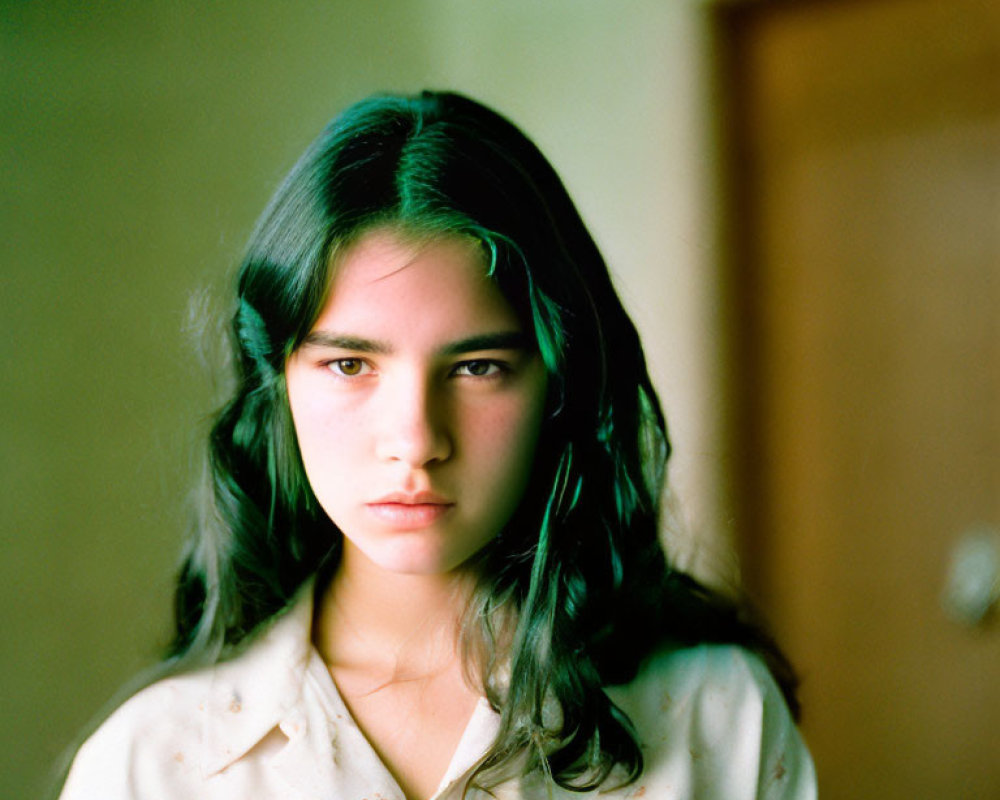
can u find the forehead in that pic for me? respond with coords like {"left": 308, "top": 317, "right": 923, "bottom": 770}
{"left": 310, "top": 228, "right": 522, "bottom": 335}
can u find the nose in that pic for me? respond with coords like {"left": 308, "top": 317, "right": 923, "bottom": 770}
{"left": 373, "top": 372, "right": 453, "bottom": 468}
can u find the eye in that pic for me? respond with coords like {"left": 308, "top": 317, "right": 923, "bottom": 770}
{"left": 326, "top": 358, "right": 370, "bottom": 377}
{"left": 452, "top": 359, "right": 505, "bottom": 378}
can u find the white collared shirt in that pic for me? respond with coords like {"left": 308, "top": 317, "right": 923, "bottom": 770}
{"left": 60, "top": 589, "right": 816, "bottom": 799}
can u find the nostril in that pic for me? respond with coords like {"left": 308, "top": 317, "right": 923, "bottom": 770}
{"left": 374, "top": 421, "right": 452, "bottom": 467}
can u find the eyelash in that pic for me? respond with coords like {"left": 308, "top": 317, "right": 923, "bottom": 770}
{"left": 324, "top": 358, "right": 371, "bottom": 378}
{"left": 451, "top": 359, "right": 508, "bottom": 378}
{"left": 321, "top": 358, "right": 509, "bottom": 380}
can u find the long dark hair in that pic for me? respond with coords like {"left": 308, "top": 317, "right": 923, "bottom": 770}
{"left": 169, "top": 90, "right": 798, "bottom": 792}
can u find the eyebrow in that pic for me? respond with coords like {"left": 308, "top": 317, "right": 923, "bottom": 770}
{"left": 300, "top": 330, "right": 532, "bottom": 356}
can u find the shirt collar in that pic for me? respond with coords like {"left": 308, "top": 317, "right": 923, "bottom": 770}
{"left": 201, "top": 581, "right": 316, "bottom": 776}
{"left": 433, "top": 697, "right": 501, "bottom": 796}
{"left": 196, "top": 580, "right": 506, "bottom": 796}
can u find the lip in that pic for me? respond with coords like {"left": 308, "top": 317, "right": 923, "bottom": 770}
{"left": 371, "top": 490, "right": 454, "bottom": 505}
{"left": 366, "top": 491, "right": 455, "bottom": 529}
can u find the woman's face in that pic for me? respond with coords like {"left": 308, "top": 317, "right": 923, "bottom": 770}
{"left": 285, "top": 229, "right": 548, "bottom": 576}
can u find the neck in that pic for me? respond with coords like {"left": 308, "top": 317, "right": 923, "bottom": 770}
{"left": 313, "top": 543, "right": 475, "bottom": 683}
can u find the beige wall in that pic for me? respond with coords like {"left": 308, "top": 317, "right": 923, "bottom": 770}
{"left": 1, "top": 3, "right": 725, "bottom": 796}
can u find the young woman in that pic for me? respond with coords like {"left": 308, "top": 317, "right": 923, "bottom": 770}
{"left": 59, "top": 90, "right": 815, "bottom": 799}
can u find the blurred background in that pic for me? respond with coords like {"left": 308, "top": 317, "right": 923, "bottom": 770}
{"left": 2, "top": 1, "right": 997, "bottom": 798}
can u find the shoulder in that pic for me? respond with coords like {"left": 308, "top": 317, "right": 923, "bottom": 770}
{"left": 605, "top": 644, "right": 816, "bottom": 800}
{"left": 608, "top": 644, "right": 786, "bottom": 736}
{"left": 59, "top": 586, "right": 317, "bottom": 800}
{"left": 59, "top": 667, "right": 214, "bottom": 800}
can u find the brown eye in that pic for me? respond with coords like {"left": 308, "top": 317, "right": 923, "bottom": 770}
{"left": 332, "top": 358, "right": 365, "bottom": 376}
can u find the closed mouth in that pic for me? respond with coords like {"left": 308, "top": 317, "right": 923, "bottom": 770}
{"left": 365, "top": 500, "right": 454, "bottom": 528}
{"left": 370, "top": 490, "right": 454, "bottom": 505}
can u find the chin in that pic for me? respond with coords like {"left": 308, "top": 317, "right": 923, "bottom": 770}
{"left": 339, "top": 520, "right": 498, "bottom": 578}
{"left": 361, "top": 539, "right": 465, "bottom": 577}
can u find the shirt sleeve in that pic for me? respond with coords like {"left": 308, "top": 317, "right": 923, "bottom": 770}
{"left": 740, "top": 649, "right": 816, "bottom": 800}
{"left": 683, "top": 646, "right": 816, "bottom": 800}
{"left": 606, "top": 644, "right": 817, "bottom": 800}
{"left": 60, "top": 719, "right": 137, "bottom": 800}
{"left": 58, "top": 678, "right": 203, "bottom": 800}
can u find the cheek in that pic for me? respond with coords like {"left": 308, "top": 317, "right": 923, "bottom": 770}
{"left": 469, "top": 396, "right": 546, "bottom": 497}
{"left": 287, "top": 392, "right": 363, "bottom": 496}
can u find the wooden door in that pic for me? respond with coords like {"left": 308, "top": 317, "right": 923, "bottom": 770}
{"left": 714, "top": 1, "right": 1000, "bottom": 797}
